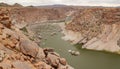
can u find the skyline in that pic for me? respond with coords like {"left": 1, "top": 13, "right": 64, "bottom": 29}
{"left": 0, "top": 0, "right": 120, "bottom": 7}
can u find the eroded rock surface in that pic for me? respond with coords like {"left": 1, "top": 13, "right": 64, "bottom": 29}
{"left": 62, "top": 8, "right": 120, "bottom": 54}
{"left": 0, "top": 8, "right": 73, "bottom": 69}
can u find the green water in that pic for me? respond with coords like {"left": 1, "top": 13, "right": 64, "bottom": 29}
{"left": 31, "top": 23, "right": 120, "bottom": 69}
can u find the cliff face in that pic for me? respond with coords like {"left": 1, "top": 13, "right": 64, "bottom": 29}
{"left": 62, "top": 8, "right": 120, "bottom": 53}
{"left": 9, "top": 7, "right": 75, "bottom": 24}
{"left": 0, "top": 8, "right": 73, "bottom": 69}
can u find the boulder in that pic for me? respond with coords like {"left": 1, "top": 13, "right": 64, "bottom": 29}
{"left": 34, "top": 61, "right": 53, "bottom": 69}
{"left": 12, "top": 61, "right": 34, "bottom": 69}
{"left": 46, "top": 53, "right": 59, "bottom": 67}
{"left": 59, "top": 58, "right": 67, "bottom": 65}
{"left": 19, "top": 39, "right": 39, "bottom": 57}
{"left": 57, "top": 64, "right": 68, "bottom": 69}
{"left": 35, "top": 48, "right": 45, "bottom": 61}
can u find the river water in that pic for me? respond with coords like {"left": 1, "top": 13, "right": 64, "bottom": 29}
{"left": 30, "top": 23, "right": 120, "bottom": 69}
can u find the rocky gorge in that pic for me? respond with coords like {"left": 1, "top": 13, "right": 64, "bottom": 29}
{"left": 0, "top": 4, "right": 120, "bottom": 69}
{"left": 8, "top": 6, "right": 120, "bottom": 54}
{"left": 0, "top": 8, "right": 73, "bottom": 69}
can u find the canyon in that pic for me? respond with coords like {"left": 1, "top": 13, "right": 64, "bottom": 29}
{"left": 0, "top": 3, "right": 120, "bottom": 69}
{"left": 0, "top": 7, "right": 73, "bottom": 69}
{"left": 8, "top": 6, "right": 120, "bottom": 54}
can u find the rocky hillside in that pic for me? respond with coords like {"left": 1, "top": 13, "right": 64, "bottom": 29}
{"left": 0, "top": 8, "right": 73, "bottom": 69}
{"left": 62, "top": 7, "right": 120, "bottom": 54}
{"left": 9, "top": 7, "right": 75, "bottom": 24}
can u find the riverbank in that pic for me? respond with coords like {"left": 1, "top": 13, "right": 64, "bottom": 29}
{"left": 61, "top": 8, "right": 120, "bottom": 54}
{"left": 27, "top": 22, "right": 120, "bottom": 69}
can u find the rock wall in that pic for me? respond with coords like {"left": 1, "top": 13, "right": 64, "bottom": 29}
{"left": 0, "top": 8, "right": 73, "bottom": 69}
{"left": 9, "top": 7, "right": 75, "bottom": 24}
{"left": 62, "top": 8, "right": 120, "bottom": 54}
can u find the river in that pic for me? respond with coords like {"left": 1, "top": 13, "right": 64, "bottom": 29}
{"left": 29, "top": 23, "right": 120, "bottom": 69}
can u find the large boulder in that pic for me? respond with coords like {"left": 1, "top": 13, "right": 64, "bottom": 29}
{"left": 19, "top": 39, "right": 39, "bottom": 57}
{"left": 12, "top": 61, "right": 35, "bottom": 69}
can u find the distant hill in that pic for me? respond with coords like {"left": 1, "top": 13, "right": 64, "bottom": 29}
{"left": 12, "top": 3, "right": 23, "bottom": 7}
{"left": 50, "top": 4, "right": 67, "bottom": 7}
{"left": 0, "top": 2, "right": 11, "bottom": 7}
{"left": 36, "top": 4, "right": 68, "bottom": 8}
{"left": 0, "top": 2, "right": 23, "bottom": 7}
{"left": 27, "top": 5, "right": 34, "bottom": 7}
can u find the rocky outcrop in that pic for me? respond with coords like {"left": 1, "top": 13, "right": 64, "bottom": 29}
{"left": 0, "top": 8, "right": 73, "bottom": 69}
{"left": 9, "top": 7, "right": 72, "bottom": 24}
{"left": 62, "top": 8, "right": 120, "bottom": 54}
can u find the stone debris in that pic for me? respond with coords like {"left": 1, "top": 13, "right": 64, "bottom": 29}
{"left": 38, "top": 35, "right": 42, "bottom": 39}
{"left": 68, "top": 50, "right": 80, "bottom": 56}
{"left": 0, "top": 8, "right": 73, "bottom": 69}
{"left": 51, "top": 32, "right": 57, "bottom": 36}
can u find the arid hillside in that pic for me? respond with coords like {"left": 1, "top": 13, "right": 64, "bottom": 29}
{"left": 0, "top": 7, "right": 73, "bottom": 69}
{"left": 9, "top": 7, "right": 76, "bottom": 24}
{"left": 62, "top": 7, "right": 120, "bottom": 53}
